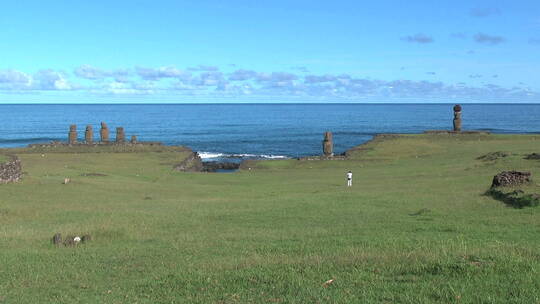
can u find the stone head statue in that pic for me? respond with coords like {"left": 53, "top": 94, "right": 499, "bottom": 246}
{"left": 453, "top": 104, "right": 462, "bottom": 131}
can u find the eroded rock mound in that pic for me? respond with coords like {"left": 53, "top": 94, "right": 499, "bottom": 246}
{"left": 477, "top": 151, "right": 509, "bottom": 161}
{"left": 491, "top": 171, "right": 531, "bottom": 188}
{"left": 174, "top": 152, "right": 203, "bottom": 172}
{"left": 0, "top": 155, "right": 22, "bottom": 184}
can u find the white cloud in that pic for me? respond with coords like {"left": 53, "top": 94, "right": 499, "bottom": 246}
{"left": 402, "top": 34, "right": 434, "bottom": 44}
{"left": 136, "top": 66, "right": 189, "bottom": 80}
{"left": 474, "top": 33, "right": 505, "bottom": 45}
{"left": 0, "top": 70, "right": 32, "bottom": 89}
{"left": 187, "top": 65, "right": 219, "bottom": 72}
{"left": 74, "top": 65, "right": 130, "bottom": 81}
{"left": 34, "top": 70, "right": 74, "bottom": 90}
{"left": 0, "top": 65, "right": 538, "bottom": 102}
{"left": 74, "top": 65, "right": 107, "bottom": 79}
{"left": 98, "top": 81, "right": 153, "bottom": 95}
{"left": 470, "top": 7, "right": 500, "bottom": 17}
{"left": 229, "top": 69, "right": 257, "bottom": 81}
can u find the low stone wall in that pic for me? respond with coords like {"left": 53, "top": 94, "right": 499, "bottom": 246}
{"left": 0, "top": 155, "right": 22, "bottom": 184}
{"left": 298, "top": 155, "right": 347, "bottom": 161}
{"left": 424, "top": 130, "right": 490, "bottom": 135}
{"left": 28, "top": 141, "right": 162, "bottom": 148}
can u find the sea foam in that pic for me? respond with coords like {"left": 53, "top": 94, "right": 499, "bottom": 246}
{"left": 198, "top": 152, "right": 288, "bottom": 160}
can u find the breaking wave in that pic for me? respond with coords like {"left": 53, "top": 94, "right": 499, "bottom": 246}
{"left": 198, "top": 152, "right": 289, "bottom": 160}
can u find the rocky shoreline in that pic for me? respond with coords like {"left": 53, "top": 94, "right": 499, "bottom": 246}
{"left": 173, "top": 152, "right": 241, "bottom": 172}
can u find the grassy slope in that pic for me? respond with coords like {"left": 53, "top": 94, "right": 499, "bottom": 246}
{"left": 0, "top": 134, "right": 539, "bottom": 303}
{"left": 0, "top": 154, "right": 7, "bottom": 163}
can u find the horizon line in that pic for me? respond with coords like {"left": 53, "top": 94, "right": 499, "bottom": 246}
{"left": 1, "top": 101, "right": 540, "bottom": 105}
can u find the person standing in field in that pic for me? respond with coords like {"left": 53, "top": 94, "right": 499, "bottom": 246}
{"left": 346, "top": 170, "right": 352, "bottom": 187}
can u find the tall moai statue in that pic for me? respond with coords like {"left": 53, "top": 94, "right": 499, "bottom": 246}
{"left": 68, "top": 125, "right": 77, "bottom": 144}
{"left": 100, "top": 122, "right": 109, "bottom": 142}
{"left": 322, "top": 131, "right": 334, "bottom": 157}
{"left": 453, "top": 104, "right": 462, "bottom": 132}
{"left": 85, "top": 125, "right": 93, "bottom": 144}
{"left": 116, "top": 127, "right": 125, "bottom": 143}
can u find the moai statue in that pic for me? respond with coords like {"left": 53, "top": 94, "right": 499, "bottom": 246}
{"left": 85, "top": 125, "right": 93, "bottom": 144}
{"left": 100, "top": 122, "right": 109, "bottom": 142}
{"left": 322, "top": 131, "right": 334, "bottom": 157}
{"left": 453, "top": 104, "right": 462, "bottom": 132}
{"left": 130, "top": 135, "right": 137, "bottom": 144}
{"left": 68, "top": 125, "right": 77, "bottom": 144}
{"left": 116, "top": 127, "right": 125, "bottom": 143}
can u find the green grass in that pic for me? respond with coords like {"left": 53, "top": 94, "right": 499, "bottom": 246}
{"left": 0, "top": 154, "right": 8, "bottom": 163}
{"left": 1, "top": 134, "right": 540, "bottom": 303}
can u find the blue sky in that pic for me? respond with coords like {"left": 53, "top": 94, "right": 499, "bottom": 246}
{"left": 0, "top": 0, "right": 539, "bottom": 103}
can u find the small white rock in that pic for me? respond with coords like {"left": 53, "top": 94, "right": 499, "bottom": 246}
{"left": 73, "top": 236, "right": 81, "bottom": 243}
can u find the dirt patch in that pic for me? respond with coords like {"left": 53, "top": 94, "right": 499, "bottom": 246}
{"left": 477, "top": 151, "right": 509, "bottom": 161}
{"left": 485, "top": 189, "right": 540, "bottom": 208}
{"left": 80, "top": 173, "right": 108, "bottom": 177}
{"left": 524, "top": 153, "right": 540, "bottom": 160}
{"left": 409, "top": 208, "right": 431, "bottom": 216}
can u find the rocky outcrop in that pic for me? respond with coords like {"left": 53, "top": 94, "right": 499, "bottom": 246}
{"left": 491, "top": 171, "right": 531, "bottom": 188}
{"left": 453, "top": 104, "right": 462, "bottom": 132}
{"left": 202, "top": 161, "right": 239, "bottom": 172}
{"left": 173, "top": 152, "right": 203, "bottom": 172}
{"left": 0, "top": 155, "right": 22, "bottom": 184}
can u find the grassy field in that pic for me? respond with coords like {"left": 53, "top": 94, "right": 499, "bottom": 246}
{"left": 0, "top": 154, "right": 8, "bottom": 163}
{"left": 1, "top": 134, "right": 539, "bottom": 303}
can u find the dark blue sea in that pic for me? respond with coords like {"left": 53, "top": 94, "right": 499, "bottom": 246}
{"left": 1, "top": 104, "right": 539, "bottom": 160}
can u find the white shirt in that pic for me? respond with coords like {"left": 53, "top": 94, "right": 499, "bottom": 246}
{"left": 347, "top": 172, "right": 352, "bottom": 179}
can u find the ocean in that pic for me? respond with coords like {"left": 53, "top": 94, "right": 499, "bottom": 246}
{"left": 1, "top": 104, "right": 539, "bottom": 160}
